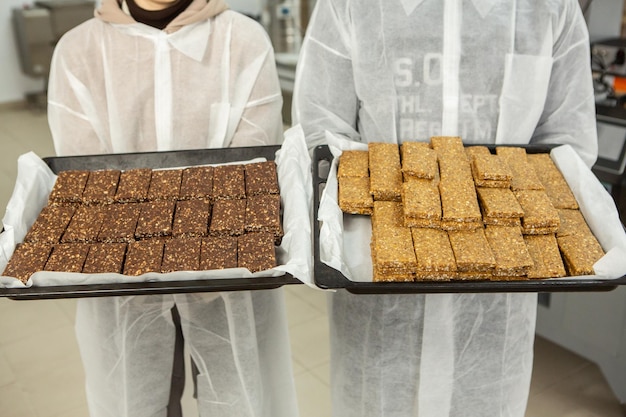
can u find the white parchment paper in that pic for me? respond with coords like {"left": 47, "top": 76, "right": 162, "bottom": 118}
{"left": 0, "top": 126, "right": 314, "bottom": 288}
{"left": 318, "top": 134, "right": 626, "bottom": 282}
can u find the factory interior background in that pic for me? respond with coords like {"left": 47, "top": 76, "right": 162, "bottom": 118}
{"left": 1, "top": 0, "right": 626, "bottom": 416}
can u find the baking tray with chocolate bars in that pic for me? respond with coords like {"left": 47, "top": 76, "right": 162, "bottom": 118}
{"left": 0, "top": 146, "right": 302, "bottom": 300}
{"left": 313, "top": 144, "right": 626, "bottom": 294}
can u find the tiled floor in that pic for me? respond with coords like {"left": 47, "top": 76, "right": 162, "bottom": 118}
{"left": 0, "top": 103, "right": 624, "bottom": 417}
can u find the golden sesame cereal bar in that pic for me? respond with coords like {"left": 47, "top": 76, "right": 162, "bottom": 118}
{"left": 483, "top": 217, "right": 522, "bottom": 227}
{"left": 465, "top": 146, "right": 492, "bottom": 159}
{"left": 371, "top": 224, "right": 417, "bottom": 274}
{"left": 430, "top": 136, "right": 466, "bottom": 157}
{"left": 401, "top": 142, "right": 438, "bottom": 180}
{"left": 523, "top": 234, "right": 566, "bottom": 278}
{"left": 438, "top": 154, "right": 474, "bottom": 183}
{"left": 476, "top": 187, "right": 524, "bottom": 219}
{"left": 338, "top": 150, "right": 370, "bottom": 178}
{"left": 411, "top": 227, "right": 457, "bottom": 276}
{"left": 339, "top": 177, "right": 374, "bottom": 215}
{"left": 495, "top": 147, "right": 544, "bottom": 190}
{"left": 372, "top": 201, "right": 404, "bottom": 229}
{"left": 439, "top": 180, "right": 482, "bottom": 228}
{"left": 557, "top": 234, "right": 604, "bottom": 276}
{"left": 557, "top": 209, "right": 592, "bottom": 238}
{"left": 484, "top": 226, "right": 533, "bottom": 277}
{"left": 527, "top": 153, "right": 578, "bottom": 209}
{"left": 402, "top": 179, "right": 441, "bottom": 220}
{"left": 514, "top": 190, "right": 560, "bottom": 233}
{"left": 448, "top": 228, "right": 496, "bottom": 273}
{"left": 368, "top": 143, "right": 403, "bottom": 201}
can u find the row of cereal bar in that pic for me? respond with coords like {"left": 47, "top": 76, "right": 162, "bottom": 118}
{"left": 4, "top": 233, "right": 276, "bottom": 282}
{"left": 49, "top": 161, "right": 279, "bottom": 205}
{"left": 23, "top": 195, "right": 282, "bottom": 244}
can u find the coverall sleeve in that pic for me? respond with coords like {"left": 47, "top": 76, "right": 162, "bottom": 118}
{"left": 531, "top": 0, "right": 598, "bottom": 168}
{"left": 229, "top": 18, "right": 285, "bottom": 147}
{"left": 292, "top": 0, "right": 360, "bottom": 151}
{"left": 47, "top": 32, "right": 110, "bottom": 157}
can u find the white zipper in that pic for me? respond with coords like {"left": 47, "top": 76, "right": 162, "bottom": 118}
{"left": 154, "top": 33, "right": 173, "bottom": 151}
{"left": 441, "top": 0, "right": 462, "bottom": 136}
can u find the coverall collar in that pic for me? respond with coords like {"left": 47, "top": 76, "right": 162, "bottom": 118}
{"left": 111, "top": 19, "right": 213, "bottom": 62}
{"left": 400, "top": 0, "right": 499, "bottom": 18}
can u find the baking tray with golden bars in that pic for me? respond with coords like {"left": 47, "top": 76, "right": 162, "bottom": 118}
{"left": 314, "top": 143, "right": 626, "bottom": 294}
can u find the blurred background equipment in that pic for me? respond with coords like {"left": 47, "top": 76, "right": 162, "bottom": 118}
{"left": 12, "top": 0, "right": 95, "bottom": 107}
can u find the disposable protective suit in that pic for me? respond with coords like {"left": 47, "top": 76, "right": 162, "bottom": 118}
{"left": 293, "top": 1, "right": 598, "bottom": 416}
{"left": 47, "top": 1, "right": 298, "bottom": 416}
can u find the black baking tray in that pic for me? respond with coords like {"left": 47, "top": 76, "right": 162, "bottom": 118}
{"left": 0, "top": 146, "right": 302, "bottom": 300}
{"left": 312, "top": 144, "right": 626, "bottom": 294}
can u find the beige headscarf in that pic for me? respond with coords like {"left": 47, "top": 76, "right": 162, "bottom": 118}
{"left": 95, "top": 0, "right": 229, "bottom": 33}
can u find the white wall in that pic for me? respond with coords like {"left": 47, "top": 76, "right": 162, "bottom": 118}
{"left": 0, "top": 1, "right": 48, "bottom": 104}
{"left": 587, "top": 0, "right": 625, "bottom": 42}
{"left": 226, "top": 0, "right": 264, "bottom": 17}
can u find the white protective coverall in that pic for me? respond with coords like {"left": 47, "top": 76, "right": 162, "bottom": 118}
{"left": 293, "top": 1, "right": 598, "bottom": 417}
{"left": 47, "top": 1, "right": 298, "bottom": 417}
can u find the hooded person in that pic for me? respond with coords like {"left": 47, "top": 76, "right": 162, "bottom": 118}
{"left": 293, "top": 1, "right": 597, "bottom": 417}
{"left": 47, "top": 1, "right": 298, "bottom": 417}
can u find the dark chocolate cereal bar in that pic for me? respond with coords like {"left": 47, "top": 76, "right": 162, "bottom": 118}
{"left": 44, "top": 243, "right": 90, "bottom": 273}
{"left": 200, "top": 236, "right": 238, "bottom": 270}
{"left": 244, "top": 194, "right": 282, "bottom": 243}
{"left": 209, "top": 199, "right": 246, "bottom": 236}
{"left": 147, "top": 169, "right": 183, "bottom": 201}
{"left": 115, "top": 168, "right": 152, "bottom": 203}
{"left": 179, "top": 166, "right": 213, "bottom": 200}
{"left": 161, "top": 237, "right": 201, "bottom": 273}
{"left": 135, "top": 201, "right": 176, "bottom": 239}
{"left": 2, "top": 243, "right": 52, "bottom": 283}
{"left": 244, "top": 161, "right": 280, "bottom": 196}
{"left": 24, "top": 204, "right": 77, "bottom": 244}
{"left": 82, "top": 169, "right": 121, "bottom": 205}
{"left": 237, "top": 232, "right": 276, "bottom": 273}
{"left": 123, "top": 239, "right": 164, "bottom": 276}
{"left": 61, "top": 205, "right": 106, "bottom": 243}
{"left": 213, "top": 164, "right": 246, "bottom": 200}
{"left": 48, "top": 170, "right": 89, "bottom": 204}
{"left": 82, "top": 242, "right": 127, "bottom": 274}
{"left": 173, "top": 199, "right": 211, "bottom": 237}
{"left": 98, "top": 203, "right": 142, "bottom": 243}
